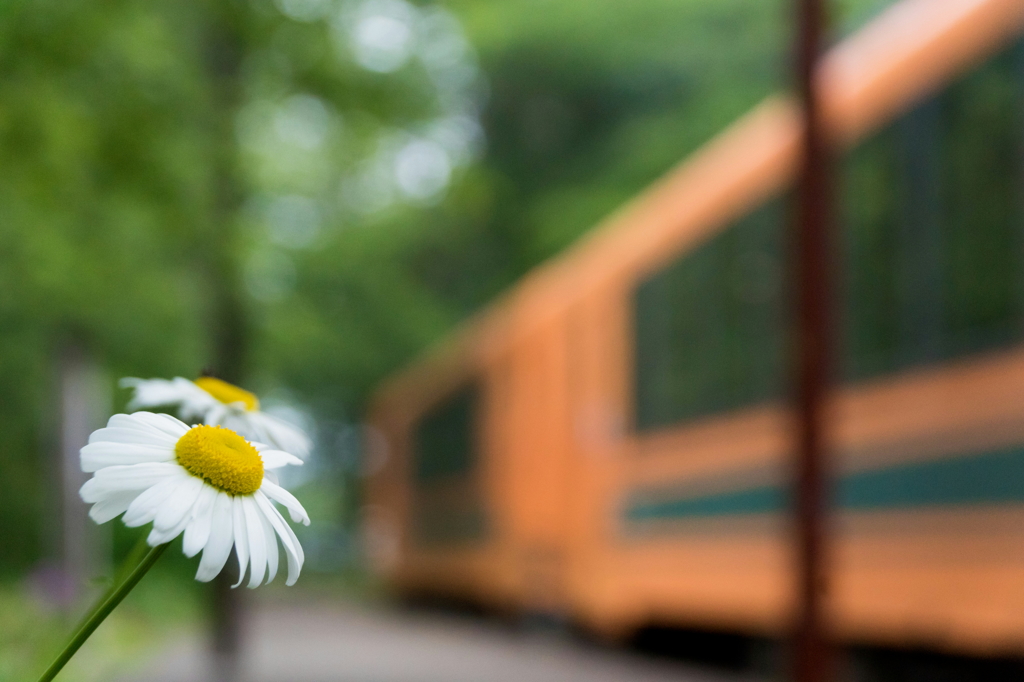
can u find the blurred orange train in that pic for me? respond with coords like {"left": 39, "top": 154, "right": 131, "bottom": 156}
{"left": 365, "top": 0, "right": 1024, "bottom": 655}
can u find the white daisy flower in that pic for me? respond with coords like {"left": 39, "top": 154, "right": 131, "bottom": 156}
{"left": 79, "top": 412, "right": 311, "bottom": 587}
{"left": 120, "top": 376, "right": 312, "bottom": 459}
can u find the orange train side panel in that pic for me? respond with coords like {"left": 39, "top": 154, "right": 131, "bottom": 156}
{"left": 592, "top": 507, "right": 1024, "bottom": 655}
{"left": 497, "top": 323, "right": 574, "bottom": 612}
{"left": 558, "top": 279, "right": 636, "bottom": 632}
{"left": 832, "top": 508, "right": 1024, "bottom": 654}
{"left": 568, "top": 347, "right": 1024, "bottom": 654}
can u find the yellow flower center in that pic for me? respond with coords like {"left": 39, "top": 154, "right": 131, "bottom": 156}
{"left": 175, "top": 425, "right": 264, "bottom": 496}
{"left": 194, "top": 376, "right": 260, "bottom": 411}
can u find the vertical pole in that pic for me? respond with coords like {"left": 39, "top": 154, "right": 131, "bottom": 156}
{"left": 57, "top": 347, "right": 91, "bottom": 608}
{"left": 57, "top": 345, "right": 111, "bottom": 609}
{"left": 793, "top": 0, "right": 831, "bottom": 680}
{"left": 203, "top": 7, "right": 247, "bottom": 682}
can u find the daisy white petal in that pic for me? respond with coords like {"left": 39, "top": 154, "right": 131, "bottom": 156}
{"left": 232, "top": 497, "right": 250, "bottom": 589}
{"left": 255, "top": 492, "right": 303, "bottom": 586}
{"left": 261, "top": 479, "right": 310, "bottom": 525}
{"left": 152, "top": 476, "right": 204, "bottom": 534}
{"left": 276, "top": 510, "right": 305, "bottom": 587}
{"left": 196, "top": 493, "right": 234, "bottom": 583}
{"left": 247, "top": 412, "right": 312, "bottom": 460}
{"left": 121, "top": 377, "right": 182, "bottom": 405}
{"left": 88, "top": 491, "right": 139, "bottom": 524}
{"left": 122, "top": 377, "right": 219, "bottom": 421}
{"left": 207, "top": 403, "right": 230, "bottom": 427}
{"left": 183, "top": 486, "right": 218, "bottom": 558}
{"left": 80, "top": 462, "right": 181, "bottom": 503}
{"left": 123, "top": 473, "right": 191, "bottom": 529}
{"left": 262, "top": 507, "right": 280, "bottom": 584}
{"left": 131, "top": 411, "right": 193, "bottom": 438}
{"left": 148, "top": 490, "right": 200, "bottom": 546}
{"left": 104, "top": 413, "right": 163, "bottom": 433}
{"left": 257, "top": 447, "right": 303, "bottom": 470}
{"left": 243, "top": 498, "right": 267, "bottom": 588}
{"left": 87, "top": 426, "right": 178, "bottom": 448}
{"left": 82, "top": 412, "right": 189, "bottom": 472}
{"left": 81, "top": 442, "right": 175, "bottom": 473}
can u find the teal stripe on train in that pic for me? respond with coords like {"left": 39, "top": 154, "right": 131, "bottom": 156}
{"left": 626, "top": 445, "right": 1024, "bottom": 522}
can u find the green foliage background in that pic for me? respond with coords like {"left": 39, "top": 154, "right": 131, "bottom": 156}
{"left": 0, "top": 0, "right": 889, "bottom": 576}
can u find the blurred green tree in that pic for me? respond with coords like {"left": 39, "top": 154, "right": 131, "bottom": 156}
{"left": 0, "top": 0, "right": 889, "bottom": 575}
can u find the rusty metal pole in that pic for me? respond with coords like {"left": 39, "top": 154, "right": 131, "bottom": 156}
{"left": 793, "top": 0, "right": 832, "bottom": 680}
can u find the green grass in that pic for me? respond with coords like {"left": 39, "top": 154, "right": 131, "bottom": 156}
{"left": 0, "top": 566, "right": 201, "bottom": 682}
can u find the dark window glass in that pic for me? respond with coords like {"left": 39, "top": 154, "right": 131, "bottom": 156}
{"left": 412, "top": 385, "right": 486, "bottom": 544}
{"left": 414, "top": 385, "right": 477, "bottom": 481}
{"left": 842, "top": 39, "right": 1024, "bottom": 380}
{"left": 632, "top": 39, "right": 1024, "bottom": 434}
{"left": 633, "top": 200, "right": 787, "bottom": 431}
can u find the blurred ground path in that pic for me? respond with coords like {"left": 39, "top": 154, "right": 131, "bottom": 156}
{"left": 117, "top": 599, "right": 761, "bottom": 682}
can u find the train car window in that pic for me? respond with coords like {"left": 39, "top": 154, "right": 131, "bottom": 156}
{"left": 412, "top": 385, "right": 486, "bottom": 544}
{"left": 842, "top": 38, "right": 1024, "bottom": 381}
{"left": 634, "top": 41, "right": 1024, "bottom": 435}
{"left": 633, "top": 41, "right": 1024, "bottom": 434}
{"left": 414, "top": 385, "right": 478, "bottom": 481}
{"left": 633, "top": 200, "right": 787, "bottom": 432}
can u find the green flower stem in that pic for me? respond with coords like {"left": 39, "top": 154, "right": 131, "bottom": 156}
{"left": 112, "top": 533, "right": 153, "bottom": 587}
{"left": 37, "top": 542, "right": 168, "bottom": 682}
{"left": 68, "top": 533, "right": 151, "bottom": 636}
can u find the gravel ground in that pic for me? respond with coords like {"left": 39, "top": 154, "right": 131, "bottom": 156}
{"left": 115, "top": 600, "right": 761, "bottom": 682}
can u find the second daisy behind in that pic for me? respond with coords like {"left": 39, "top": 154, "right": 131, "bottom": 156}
{"left": 121, "top": 376, "right": 312, "bottom": 459}
{"left": 80, "top": 411, "right": 310, "bottom": 587}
